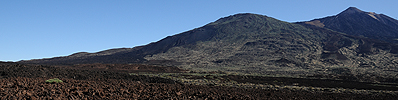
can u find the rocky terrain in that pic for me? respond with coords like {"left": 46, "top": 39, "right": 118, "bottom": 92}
{"left": 5, "top": 77, "right": 396, "bottom": 100}
{"left": 1, "top": 62, "right": 397, "bottom": 99}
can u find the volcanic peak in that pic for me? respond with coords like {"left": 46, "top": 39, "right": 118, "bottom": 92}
{"left": 338, "top": 7, "right": 365, "bottom": 15}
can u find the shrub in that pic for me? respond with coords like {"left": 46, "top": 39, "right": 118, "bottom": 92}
{"left": 45, "top": 78, "right": 63, "bottom": 83}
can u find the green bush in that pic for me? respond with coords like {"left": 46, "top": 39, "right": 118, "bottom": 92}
{"left": 45, "top": 78, "right": 63, "bottom": 83}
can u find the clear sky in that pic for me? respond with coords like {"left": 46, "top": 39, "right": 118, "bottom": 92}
{"left": 1, "top": 0, "right": 397, "bottom": 61}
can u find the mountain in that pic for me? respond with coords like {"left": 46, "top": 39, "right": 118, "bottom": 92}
{"left": 299, "top": 7, "right": 398, "bottom": 44}
{"left": 20, "top": 10, "right": 398, "bottom": 82}
{"left": 22, "top": 13, "right": 332, "bottom": 67}
{"left": 20, "top": 47, "right": 145, "bottom": 65}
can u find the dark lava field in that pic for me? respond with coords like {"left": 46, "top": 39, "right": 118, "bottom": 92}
{"left": 0, "top": 62, "right": 397, "bottom": 99}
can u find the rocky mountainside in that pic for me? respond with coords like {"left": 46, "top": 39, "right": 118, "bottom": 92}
{"left": 299, "top": 7, "right": 398, "bottom": 43}
{"left": 20, "top": 8, "right": 398, "bottom": 82}
{"left": 143, "top": 13, "right": 398, "bottom": 81}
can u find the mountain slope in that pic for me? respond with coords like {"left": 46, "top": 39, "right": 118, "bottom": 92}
{"left": 20, "top": 12, "right": 398, "bottom": 82}
{"left": 23, "top": 13, "right": 329, "bottom": 65}
{"left": 146, "top": 13, "right": 329, "bottom": 71}
{"left": 299, "top": 7, "right": 398, "bottom": 43}
{"left": 145, "top": 14, "right": 398, "bottom": 76}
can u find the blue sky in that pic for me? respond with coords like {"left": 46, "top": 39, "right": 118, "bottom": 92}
{"left": 1, "top": 0, "right": 397, "bottom": 61}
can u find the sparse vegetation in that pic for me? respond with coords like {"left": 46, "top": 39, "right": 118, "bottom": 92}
{"left": 45, "top": 78, "right": 63, "bottom": 83}
{"left": 130, "top": 72, "right": 398, "bottom": 95}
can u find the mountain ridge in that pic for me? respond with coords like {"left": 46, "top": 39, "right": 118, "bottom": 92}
{"left": 19, "top": 8, "right": 398, "bottom": 83}
{"left": 299, "top": 7, "right": 398, "bottom": 43}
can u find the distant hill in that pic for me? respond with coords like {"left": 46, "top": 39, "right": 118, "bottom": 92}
{"left": 298, "top": 7, "right": 398, "bottom": 44}
{"left": 20, "top": 8, "right": 398, "bottom": 82}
